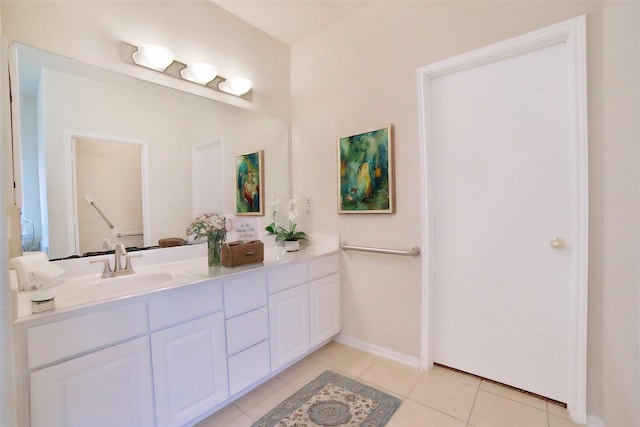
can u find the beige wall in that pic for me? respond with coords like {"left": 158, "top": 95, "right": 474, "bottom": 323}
{"left": 600, "top": 3, "right": 640, "bottom": 426}
{"left": 1, "top": 0, "right": 290, "bottom": 118}
{"left": 291, "top": 1, "right": 638, "bottom": 424}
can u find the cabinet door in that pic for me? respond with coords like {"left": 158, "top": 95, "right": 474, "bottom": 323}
{"left": 269, "top": 284, "right": 310, "bottom": 371}
{"left": 151, "top": 312, "right": 228, "bottom": 427}
{"left": 30, "top": 337, "right": 154, "bottom": 427}
{"left": 228, "top": 340, "right": 271, "bottom": 396}
{"left": 309, "top": 273, "right": 341, "bottom": 348}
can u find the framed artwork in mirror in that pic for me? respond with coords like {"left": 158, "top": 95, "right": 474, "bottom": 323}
{"left": 236, "top": 150, "right": 264, "bottom": 216}
{"left": 338, "top": 125, "right": 395, "bottom": 214}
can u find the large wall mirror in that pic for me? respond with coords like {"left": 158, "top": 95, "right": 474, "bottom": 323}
{"left": 14, "top": 43, "right": 290, "bottom": 260}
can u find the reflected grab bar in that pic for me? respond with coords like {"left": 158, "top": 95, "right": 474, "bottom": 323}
{"left": 117, "top": 231, "right": 143, "bottom": 238}
{"left": 340, "top": 242, "right": 421, "bottom": 258}
{"left": 84, "top": 194, "right": 114, "bottom": 229}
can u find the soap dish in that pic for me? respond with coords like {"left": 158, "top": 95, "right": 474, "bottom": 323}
{"left": 31, "top": 295, "right": 55, "bottom": 314}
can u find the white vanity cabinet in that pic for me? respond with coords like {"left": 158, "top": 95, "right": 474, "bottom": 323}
{"left": 148, "top": 280, "right": 228, "bottom": 427}
{"left": 16, "top": 250, "right": 341, "bottom": 427}
{"left": 30, "top": 337, "right": 154, "bottom": 427}
{"left": 309, "top": 255, "right": 341, "bottom": 348}
{"left": 268, "top": 283, "right": 310, "bottom": 371}
{"left": 268, "top": 262, "right": 310, "bottom": 371}
{"left": 267, "top": 254, "right": 341, "bottom": 371}
{"left": 224, "top": 272, "right": 271, "bottom": 396}
{"left": 26, "top": 303, "right": 154, "bottom": 427}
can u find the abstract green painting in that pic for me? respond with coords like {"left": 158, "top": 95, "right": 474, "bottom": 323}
{"left": 236, "top": 150, "right": 264, "bottom": 216}
{"left": 338, "top": 125, "right": 394, "bottom": 213}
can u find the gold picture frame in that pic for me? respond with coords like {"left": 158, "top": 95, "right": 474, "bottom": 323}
{"left": 235, "top": 150, "right": 264, "bottom": 216}
{"left": 338, "top": 125, "right": 395, "bottom": 214}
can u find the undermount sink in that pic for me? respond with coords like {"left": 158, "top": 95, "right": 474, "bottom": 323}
{"left": 91, "top": 272, "right": 174, "bottom": 288}
{"left": 59, "top": 272, "right": 176, "bottom": 300}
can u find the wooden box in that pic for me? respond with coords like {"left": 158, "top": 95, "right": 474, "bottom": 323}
{"left": 221, "top": 240, "right": 264, "bottom": 267}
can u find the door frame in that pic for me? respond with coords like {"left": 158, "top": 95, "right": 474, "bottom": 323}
{"left": 191, "top": 137, "right": 224, "bottom": 218}
{"left": 64, "top": 130, "right": 150, "bottom": 255}
{"left": 417, "top": 16, "right": 588, "bottom": 423}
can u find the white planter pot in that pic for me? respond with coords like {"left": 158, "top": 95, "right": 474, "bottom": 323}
{"left": 284, "top": 240, "right": 300, "bottom": 252}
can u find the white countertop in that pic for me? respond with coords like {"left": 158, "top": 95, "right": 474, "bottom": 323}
{"left": 13, "top": 236, "right": 340, "bottom": 321}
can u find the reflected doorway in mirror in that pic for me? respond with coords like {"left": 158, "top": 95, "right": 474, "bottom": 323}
{"left": 72, "top": 134, "right": 149, "bottom": 256}
{"left": 192, "top": 138, "right": 224, "bottom": 218}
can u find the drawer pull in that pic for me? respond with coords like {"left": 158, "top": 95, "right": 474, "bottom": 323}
{"left": 245, "top": 251, "right": 254, "bottom": 256}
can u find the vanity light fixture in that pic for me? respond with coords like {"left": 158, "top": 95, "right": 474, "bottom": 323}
{"left": 132, "top": 44, "right": 175, "bottom": 72}
{"left": 218, "top": 77, "right": 253, "bottom": 96}
{"left": 126, "top": 42, "right": 253, "bottom": 99}
{"left": 180, "top": 62, "right": 218, "bottom": 85}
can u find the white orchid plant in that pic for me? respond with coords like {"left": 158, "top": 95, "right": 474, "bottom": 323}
{"left": 266, "top": 195, "right": 310, "bottom": 242}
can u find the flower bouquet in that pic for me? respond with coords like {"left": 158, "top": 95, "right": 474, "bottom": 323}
{"left": 187, "top": 213, "right": 227, "bottom": 266}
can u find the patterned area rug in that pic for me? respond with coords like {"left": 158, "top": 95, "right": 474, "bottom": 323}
{"left": 251, "top": 370, "right": 401, "bottom": 427}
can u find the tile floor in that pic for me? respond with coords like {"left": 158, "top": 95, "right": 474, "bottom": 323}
{"left": 196, "top": 341, "right": 583, "bottom": 427}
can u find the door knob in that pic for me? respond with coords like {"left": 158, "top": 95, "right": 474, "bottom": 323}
{"left": 550, "top": 237, "right": 565, "bottom": 249}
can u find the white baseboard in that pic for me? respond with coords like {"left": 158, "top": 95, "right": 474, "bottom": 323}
{"left": 334, "top": 334, "right": 421, "bottom": 368}
{"left": 587, "top": 415, "right": 605, "bottom": 427}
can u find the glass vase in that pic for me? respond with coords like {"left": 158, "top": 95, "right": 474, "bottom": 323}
{"left": 207, "top": 237, "right": 222, "bottom": 267}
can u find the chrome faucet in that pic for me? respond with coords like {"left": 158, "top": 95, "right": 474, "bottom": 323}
{"left": 102, "top": 237, "right": 111, "bottom": 250}
{"left": 113, "top": 242, "right": 127, "bottom": 273}
{"left": 90, "top": 242, "right": 140, "bottom": 278}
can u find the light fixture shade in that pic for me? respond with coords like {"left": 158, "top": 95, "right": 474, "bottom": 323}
{"left": 180, "top": 63, "right": 218, "bottom": 85}
{"left": 132, "top": 44, "right": 175, "bottom": 71}
{"left": 218, "top": 77, "right": 253, "bottom": 96}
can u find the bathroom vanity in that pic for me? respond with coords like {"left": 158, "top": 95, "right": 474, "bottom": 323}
{"left": 12, "top": 245, "right": 340, "bottom": 427}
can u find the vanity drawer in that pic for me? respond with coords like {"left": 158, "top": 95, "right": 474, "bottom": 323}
{"left": 228, "top": 340, "right": 270, "bottom": 396}
{"left": 267, "top": 262, "right": 308, "bottom": 294}
{"left": 308, "top": 254, "right": 340, "bottom": 280}
{"left": 223, "top": 272, "right": 267, "bottom": 318}
{"left": 27, "top": 303, "right": 147, "bottom": 369}
{"left": 148, "top": 280, "right": 222, "bottom": 331}
{"left": 226, "top": 306, "right": 269, "bottom": 356}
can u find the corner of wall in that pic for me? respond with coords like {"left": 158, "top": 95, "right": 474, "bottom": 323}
{"left": 334, "top": 334, "right": 421, "bottom": 368}
{"left": 0, "top": 31, "right": 19, "bottom": 427}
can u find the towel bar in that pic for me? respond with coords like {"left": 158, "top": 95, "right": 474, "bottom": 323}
{"left": 340, "top": 242, "right": 421, "bottom": 258}
{"left": 117, "top": 231, "right": 143, "bottom": 238}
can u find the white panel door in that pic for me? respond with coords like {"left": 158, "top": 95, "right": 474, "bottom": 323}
{"left": 192, "top": 138, "right": 223, "bottom": 216}
{"left": 430, "top": 42, "right": 573, "bottom": 402}
{"left": 30, "top": 337, "right": 154, "bottom": 427}
{"left": 151, "top": 312, "right": 228, "bottom": 427}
